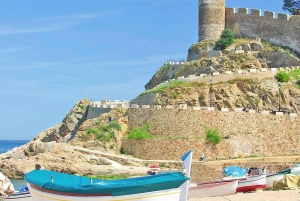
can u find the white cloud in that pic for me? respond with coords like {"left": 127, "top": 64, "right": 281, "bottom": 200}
{"left": 0, "top": 47, "right": 30, "bottom": 53}
{"left": 0, "top": 12, "right": 120, "bottom": 35}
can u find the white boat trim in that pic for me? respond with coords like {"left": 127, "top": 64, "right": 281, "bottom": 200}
{"left": 28, "top": 183, "right": 181, "bottom": 201}
{"left": 188, "top": 180, "right": 239, "bottom": 198}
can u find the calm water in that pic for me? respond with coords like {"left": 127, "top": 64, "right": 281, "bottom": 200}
{"left": 0, "top": 140, "right": 29, "bottom": 154}
{"left": 0, "top": 140, "right": 29, "bottom": 189}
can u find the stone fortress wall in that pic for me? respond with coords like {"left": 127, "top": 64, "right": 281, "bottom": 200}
{"left": 123, "top": 108, "right": 300, "bottom": 154}
{"left": 86, "top": 100, "right": 129, "bottom": 119}
{"left": 198, "top": 0, "right": 300, "bottom": 53}
{"left": 225, "top": 8, "right": 300, "bottom": 53}
{"left": 122, "top": 108, "right": 300, "bottom": 181}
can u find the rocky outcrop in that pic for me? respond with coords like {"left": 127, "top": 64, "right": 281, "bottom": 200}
{"left": 0, "top": 99, "right": 149, "bottom": 178}
{"left": 149, "top": 78, "right": 300, "bottom": 113}
{"left": 146, "top": 39, "right": 300, "bottom": 90}
{"left": 32, "top": 99, "right": 90, "bottom": 144}
{"left": 0, "top": 143, "right": 148, "bottom": 178}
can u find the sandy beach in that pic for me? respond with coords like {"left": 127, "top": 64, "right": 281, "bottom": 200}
{"left": 189, "top": 189, "right": 300, "bottom": 201}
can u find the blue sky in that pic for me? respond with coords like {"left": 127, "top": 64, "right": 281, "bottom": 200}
{"left": 0, "top": 0, "right": 289, "bottom": 140}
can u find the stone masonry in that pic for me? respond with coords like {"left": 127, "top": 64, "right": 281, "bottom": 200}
{"left": 123, "top": 108, "right": 300, "bottom": 160}
{"left": 198, "top": 0, "right": 300, "bottom": 53}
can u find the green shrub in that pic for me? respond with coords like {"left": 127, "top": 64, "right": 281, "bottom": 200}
{"left": 96, "top": 132, "right": 114, "bottom": 142}
{"left": 126, "top": 122, "right": 154, "bottom": 139}
{"left": 109, "top": 121, "right": 121, "bottom": 131}
{"left": 120, "top": 146, "right": 126, "bottom": 154}
{"left": 214, "top": 29, "right": 235, "bottom": 50}
{"left": 86, "top": 121, "right": 121, "bottom": 142}
{"left": 276, "top": 71, "right": 290, "bottom": 82}
{"left": 87, "top": 128, "right": 99, "bottom": 135}
{"left": 199, "top": 94, "right": 205, "bottom": 101}
{"left": 205, "top": 126, "right": 221, "bottom": 144}
{"left": 296, "top": 80, "right": 300, "bottom": 89}
{"left": 288, "top": 68, "right": 300, "bottom": 79}
{"left": 157, "top": 64, "right": 169, "bottom": 75}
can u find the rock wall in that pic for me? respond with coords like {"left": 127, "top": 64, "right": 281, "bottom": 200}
{"left": 123, "top": 108, "right": 300, "bottom": 160}
{"left": 225, "top": 8, "right": 300, "bottom": 53}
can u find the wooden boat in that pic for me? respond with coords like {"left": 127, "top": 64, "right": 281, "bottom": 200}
{"left": 236, "top": 174, "right": 267, "bottom": 192}
{"left": 266, "top": 168, "right": 291, "bottom": 187}
{"left": 25, "top": 150, "right": 193, "bottom": 201}
{"left": 188, "top": 179, "right": 239, "bottom": 198}
{"left": 2, "top": 187, "right": 32, "bottom": 201}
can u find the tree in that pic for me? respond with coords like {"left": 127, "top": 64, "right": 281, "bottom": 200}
{"left": 282, "top": 0, "right": 300, "bottom": 14}
{"left": 214, "top": 29, "right": 235, "bottom": 50}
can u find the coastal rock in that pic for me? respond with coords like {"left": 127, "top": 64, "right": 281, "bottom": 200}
{"left": 0, "top": 143, "right": 148, "bottom": 179}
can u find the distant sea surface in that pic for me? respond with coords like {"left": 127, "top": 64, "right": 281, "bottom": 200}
{"left": 0, "top": 140, "right": 29, "bottom": 154}
{"left": 0, "top": 140, "right": 29, "bottom": 189}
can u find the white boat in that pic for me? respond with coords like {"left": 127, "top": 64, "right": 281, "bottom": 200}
{"left": 2, "top": 188, "right": 32, "bottom": 201}
{"left": 291, "top": 166, "right": 300, "bottom": 175}
{"left": 222, "top": 175, "right": 246, "bottom": 181}
{"left": 266, "top": 168, "right": 291, "bottom": 187}
{"left": 236, "top": 174, "right": 267, "bottom": 192}
{"left": 25, "top": 150, "right": 193, "bottom": 201}
{"left": 188, "top": 180, "right": 239, "bottom": 198}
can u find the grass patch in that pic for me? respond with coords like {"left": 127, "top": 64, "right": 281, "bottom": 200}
{"left": 205, "top": 126, "right": 221, "bottom": 144}
{"left": 232, "top": 38, "right": 252, "bottom": 48}
{"left": 160, "top": 163, "right": 170, "bottom": 168}
{"left": 245, "top": 155, "right": 259, "bottom": 158}
{"left": 188, "top": 40, "right": 216, "bottom": 53}
{"left": 227, "top": 78, "right": 256, "bottom": 84}
{"left": 276, "top": 71, "right": 290, "bottom": 82}
{"left": 140, "top": 81, "right": 185, "bottom": 95}
{"left": 126, "top": 121, "right": 154, "bottom": 139}
{"left": 172, "top": 91, "right": 179, "bottom": 99}
{"left": 288, "top": 68, "right": 300, "bottom": 79}
{"left": 86, "top": 121, "right": 122, "bottom": 142}
{"left": 78, "top": 104, "right": 87, "bottom": 110}
{"left": 157, "top": 64, "right": 169, "bottom": 75}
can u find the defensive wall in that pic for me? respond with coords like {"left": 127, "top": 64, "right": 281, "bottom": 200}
{"left": 86, "top": 100, "right": 129, "bottom": 119}
{"left": 122, "top": 108, "right": 300, "bottom": 177}
{"left": 151, "top": 64, "right": 299, "bottom": 90}
{"left": 225, "top": 8, "right": 300, "bottom": 53}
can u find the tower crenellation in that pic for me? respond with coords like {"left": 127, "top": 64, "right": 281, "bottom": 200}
{"left": 198, "top": 1, "right": 300, "bottom": 53}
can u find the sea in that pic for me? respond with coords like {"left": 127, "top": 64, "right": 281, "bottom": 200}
{"left": 0, "top": 140, "right": 30, "bottom": 190}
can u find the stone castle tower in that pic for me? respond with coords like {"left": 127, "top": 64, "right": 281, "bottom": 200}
{"left": 198, "top": 0, "right": 225, "bottom": 42}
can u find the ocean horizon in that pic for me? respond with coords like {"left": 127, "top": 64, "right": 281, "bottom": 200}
{"left": 0, "top": 140, "right": 29, "bottom": 154}
{"left": 0, "top": 140, "right": 29, "bottom": 189}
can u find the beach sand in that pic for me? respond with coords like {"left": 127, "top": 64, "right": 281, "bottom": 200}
{"left": 189, "top": 189, "right": 300, "bottom": 201}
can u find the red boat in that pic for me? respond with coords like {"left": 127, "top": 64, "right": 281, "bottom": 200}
{"left": 236, "top": 174, "right": 267, "bottom": 192}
